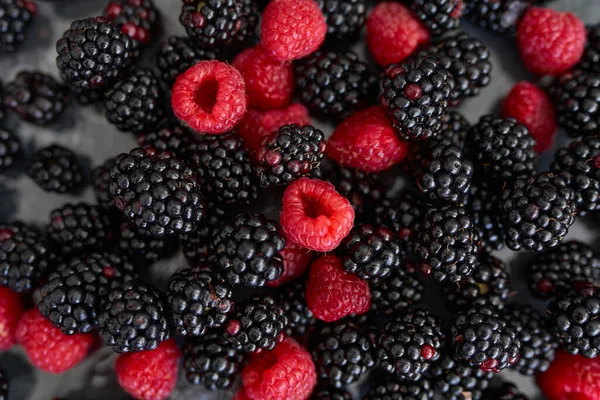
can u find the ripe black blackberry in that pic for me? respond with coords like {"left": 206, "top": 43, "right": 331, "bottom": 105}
{"left": 0, "top": 222, "right": 50, "bottom": 293}
{"left": 115, "top": 222, "right": 177, "bottom": 263}
{"left": 438, "top": 110, "right": 470, "bottom": 148}
{"left": 317, "top": 0, "right": 367, "bottom": 40}
{"left": 92, "top": 157, "right": 117, "bottom": 210}
{"left": 0, "top": 129, "right": 20, "bottom": 170}
{"left": 484, "top": 382, "right": 529, "bottom": 400}
{"left": 180, "top": 200, "right": 227, "bottom": 265}
{"left": 450, "top": 305, "right": 520, "bottom": 372}
{"left": 104, "top": 68, "right": 164, "bottom": 134}
{"left": 411, "top": 0, "right": 462, "bottom": 36}
{"left": 430, "top": 355, "right": 494, "bottom": 400}
{"left": 137, "top": 123, "right": 196, "bottom": 159}
{"left": 527, "top": 241, "right": 600, "bottom": 299}
{"left": 364, "top": 377, "right": 435, "bottom": 400}
{"left": 103, "top": 0, "right": 161, "bottom": 56}
{"left": 277, "top": 281, "right": 315, "bottom": 339}
{"left": 0, "top": 370, "right": 6, "bottom": 400}
{"left": 38, "top": 252, "right": 138, "bottom": 335}
{"left": 179, "top": 0, "right": 245, "bottom": 49}
{"left": 501, "top": 172, "right": 576, "bottom": 252}
{"left": 183, "top": 332, "right": 243, "bottom": 390}
{"left": 210, "top": 213, "right": 285, "bottom": 287}
{"left": 109, "top": 147, "right": 205, "bottom": 237}
{"left": 156, "top": 36, "right": 219, "bottom": 86}
{"left": 234, "top": 0, "right": 259, "bottom": 44}
{"left": 27, "top": 145, "right": 84, "bottom": 193}
{"left": 378, "top": 308, "right": 445, "bottom": 380}
{"left": 56, "top": 17, "right": 134, "bottom": 91}
{"left": 295, "top": 50, "right": 371, "bottom": 119}
{"left": 312, "top": 319, "right": 377, "bottom": 387}
{"left": 467, "top": 180, "right": 505, "bottom": 253}
{"left": 224, "top": 295, "right": 288, "bottom": 353}
{"left": 256, "top": 124, "right": 326, "bottom": 188}
{"left": 379, "top": 55, "right": 451, "bottom": 141}
{"left": 579, "top": 24, "right": 600, "bottom": 73}
{"left": 312, "top": 386, "right": 351, "bottom": 400}
{"left": 369, "top": 260, "right": 424, "bottom": 316}
{"left": 463, "top": 0, "right": 530, "bottom": 34}
{"left": 99, "top": 280, "right": 169, "bottom": 353}
{"left": 0, "top": 0, "right": 35, "bottom": 53}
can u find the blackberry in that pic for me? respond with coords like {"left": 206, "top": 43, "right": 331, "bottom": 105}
{"left": 103, "top": 0, "right": 161, "bottom": 56}
{"left": 504, "top": 304, "right": 557, "bottom": 376}
{"left": 312, "top": 386, "right": 351, "bottom": 400}
{"left": 256, "top": 124, "right": 326, "bottom": 188}
{"left": 527, "top": 241, "right": 600, "bottom": 299}
{"left": 411, "top": 0, "right": 462, "bottom": 36}
{"left": 467, "top": 180, "right": 504, "bottom": 253}
{"left": 438, "top": 110, "right": 470, "bottom": 148}
{"left": 317, "top": 0, "right": 367, "bottom": 40}
{"left": 109, "top": 147, "right": 205, "bottom": 237}
{"left": 463, "top": 0, "right": 530, "bottom": 34}
{"left": 379, "top": 55, "right": 451, "bottom": 141}
{"left": 312, "top": 319, "right": 377, "bottom": 387}
{"left": 92, "top": 157, "right": 117, "bottom": 210}
{"left": 156, "top": 36, "right": 219, "bottom": 86}
{"left": 579, "top": 24, "right": 600, "bottom": 73}
{"left": 234, "top": 0, "right": 259, "bottom": 44}
{"left": 501, "top": 172, "right": 576, "bottom": 252}
{"left": 104, "top": 68, "right": 164, "bottom": 134}
{"left": 450, "top": 305, "right": 520, "bottom": 372}
{"left": 295, "top": 50, "right": 372, "bottom": 119}
{"left": 364, "top": 377, "right": 435, "bottom": 400}
{"left": 179, "top": 0, "right": 245, "bottom": 49}
{"left": 0, "top": 0, "right": 35, "bottom": 53}
{"left": 277, "top": 281, "right": 315, "bottom": 339}
{"left": 369, "top": 260, "right": 424, "bottom": 316}
{"left": 56, "top": 17, "right": 134, "bottom": 91}
{"left": 0, "top": 370, "right": 6, "bottom": 400}
{"left": 99, "top": 280, "right": 170, "bottom": 353}
{"left": 180, "top": 200, "right": 228, "bottom": 266}
{"left": 223, "top": 295, "right": 288, "bottom": 353}
{"left": 430, "top": 355, "right": 494, "bottom": 400}
{"left": 0, "top": 222, "right": 50, "bottom": 293}
{"left": 0, "top": 128, "right": 20, "bottom": 170}
{"left": 484, "top": 383, "right": 529, "bottom": 400}
{"left": 38, "top": 252, "right": 138, "bottom": 335}
{"left": 167, "top": 266, "right": 233, "bottom": 337}
{"left": 27, "top": 145, "right": 84, "bottom": 193}
{"left": 183, "top": 332, "right": 243, "bottom": 390}
{"left": 115, "top": 222, "right": 176, "bottom": 263}
{"left": 137, "top": 123, "right": 196, "bottom": 159}
{"left": 210, "top": 213, "right": 285, "bottom": 287}
{"left": 415, "top": 205, "right": 480, "bottom": 283}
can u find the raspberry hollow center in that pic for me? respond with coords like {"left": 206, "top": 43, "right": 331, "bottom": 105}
{"left": 302, "top": 195, "right": 333, "bottom": 220}
{"left": 194, "top": 78, "right": 219, "bottom": 114}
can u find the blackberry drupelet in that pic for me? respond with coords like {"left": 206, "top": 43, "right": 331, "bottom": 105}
{"left": 0, "top": 129, "right": 20, "bottom": 170}
{"left": 430, "top": 355, "right": 494, "bottom": 400}
{"left": 370, "top": 260, "right": 424, "bottom": 316}
{"left": 501, "top": 172, "right": 576, "bottom": 252}
{"left": 579, "top": 24, "right": 600, "bottom": 73}
{"left": 180, "top": 200, "right": 227, "bottom": 265}
{"left": 295, "top": 50, "right": 371, "bottom": 119}
{"left": 450, "top": 305, "right": 520, "bottom": 372}
{"left": 317, "top": 0, "right": 367, "bottom": 40}
{"left": 312, "top": 386, "right": 351, "bottom": 400}
{"left": 116, "top": 222, "right": 177, "bottom": 263}
{"left": 467, "top": 180, "right": 505, "bottom": 253}
{"left": 277, "top": 281, "right": 315, "bottom": 338}
{"left": 92, "top": 157, "right": 117, "bottom": 210}
{"left": 27, "top": 145, "right": 83, "bottom": 193}
{"left": 137, "top": 124, "right": 196, "bottom": 159}
{"left": 0, "top": 370, "right": 6, "bottom": 400}
{"left": 156, "top": 36, "right": 219, "bottom": 86}
{"left": 438, "top": 110, "right": 470, "bottom": 148}
{"left": 104, "top": 68, "right": 164, "bottom": 134}
{"left": 99, "top": 280, "right": 170, "bottom": 353}
{"left": 411, "top": 0, "right": 462, "bottom": 36}
{"left": 463, "top": 0, "right": 530, "bottom": 34}
{"left": 103, "top": 0, "right": 161, "bottom": 55}
{"left": 234, "top": 0, "right": 259, "bottom": 44}
{"left": 484, "top": 383, "right": 529, "bottom": 400}
{"left": 364, "top": 377, "right": 435, "bottom": 400}
{"left": 179, "top": 0, "right": 244, "bottom": 49}
{"left": 0, "top": 0, "right": 35, "bottom": 53}
{"left": 38, "top": 252, "right": 138, "bottom": 335}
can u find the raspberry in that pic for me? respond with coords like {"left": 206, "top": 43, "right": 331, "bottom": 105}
{"left": 232, "top": 45, "right": 294, "bottom": 111}
{"left": 306, "top": 254, "right": 371, "bottom": 322}
{"left": 517, "top": 7, "right": 586, "bottom": 76}
{"left": 260, "top": 0, "right": 327, "bottom": 62}
{"left": 280, "top": 178, "right": 355, "bottom": 252}
{"left": 15, "top": 309, "right": 93, "bottom": 374}
{"left": 502, "top": 81, "right": 557, "bottom": 153}
{"left": 116, "top": 338, "right": 181, "bottom": 400}
{"left": 537, "top": 350, "right": 600, "bottom": 400}
{"left": 171, "top": 60, "right": 248, "bottom": 135}
{"left": 326, "top": 106, "right": 409, "bottom": 173}
{"left": 366, "top": 2, "right": 429, "bottom": 67}
{"left": 241, "top": 337, "right": 316, "bottom": 400}
{"left": 267, "top": 232, "right": 314, "bottom": 288}
{"left": 0, "top": 287, "right": 23, "bottom": 350}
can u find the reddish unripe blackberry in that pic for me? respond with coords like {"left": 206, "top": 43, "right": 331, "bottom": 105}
{"left": 467, "top": 180, "right": 505, "bottom": 253}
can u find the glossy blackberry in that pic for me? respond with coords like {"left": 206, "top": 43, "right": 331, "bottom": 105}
{"left": 180, "top": 200, "right": 227, "bottom": 265}
{"left": 27, "top": 145, "right": 83, "bottom": 193}
{"left": 92, "top": 157, "right": 116, "bottom": 210}
{"left": 295, "top": 50, "right": 371, "bottom": 119}
{"left": 430, "top": 355, "right": 494, "bottom": 400}
{"left": 450, "top": 305, "right": 520, "bottom": 372}
{"left": 38, "top": 252, "right": 138, "bottom": 335}
{"left": 411, "top": 0, "right": 462, "bottom": 36}
{"left": 179, "top": 0, "right": 245, "bottom": 49}
{"left": 116, "top": 222, "right": 176, "bottom": 263}
{"left": 224, "top": 295, "right": 288, "bottom": 353}
{"left": 317, "top": 0, "right": 367, "bottom": 40}
{"left": 501, "top": 172, "right": 576, "bottom": 252}
{"left": 256, "top": 124, "right": 326, "bottom": 188}
{"left": 463, "top": 0, "right": 530, "bottom": 34}
{"left": 579, "top": 24, "right": 600, "bottom": 73}
{"left": 370, "top": 261, "right": 424, "bottom": 316}
{"left": 380, "top": 55, "right": 451, "bottom": 141}
{"left": 99, "top": 280, "right": 169, "bottom": 353}
{"left": 137, "top": 123, "right": 196, "bottom": 159}
{"left": 364, "top": 377, "right": 435, "bottom": 400}
{"left": 0, "top": 370, "right": 6, "bottom": 400}
{"left": 104, "top": 68, "right": 164, "bottom": 134}
{"left": 109, "top": 147, "right": 205, "bottom": 237}
{"left": 312, "top": 386, "right": 351, "bottom": 400}
{"left": 156, "top": 36, "right": 219, "bottom": 86}
{"left": 438, "top": 110, "right": 470, "bottom": 148}
{"left": 103, "top": 0, "right": 160, "bottom": 56}
{"left": 467, "top": 181, "right": 504, "bottom": 253}
{"left": 56, "top": 17, "right": 134, "bottom": 91}
{"left": 0, "top": 128, "right": 20, "bottom": 170}
{"left": 0, "top": 0, "right": 35, "bottom": 53}
{"left": 484, "top": 383, "right": 529, "bottom": 400}
{"left": 0, "top": 222, "right": 50, "bottom": 293}
{"left": 277, "top": 281, "right": 315, "bottom": 338}
{"left": 234, "top": 0, "right": 259, "bottom": 44}
{"left": 183, "top": 332, "right": 243, "bottom": 390}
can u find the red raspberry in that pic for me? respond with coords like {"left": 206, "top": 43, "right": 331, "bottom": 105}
{"left": 306, "top": 254, "right": 371, "bottom": 322}
{"left": 116, "top": 338, "right": 181, "bottom": 400}
{"left": 241, "top": 337, "right": 316, "bottom": 400}
{"left": 537, "top": 349, "right": 600, "bottom": 400}
{"left": 171, "top": 60, "right": 248, "bottom": 135}
{"left": 267, "top": 233, "right": 314, "bottom": 288}
{"left": 261, "top": 0, "right": 327, "bottom": 62}
{"left": 326, "top": 106, "right": 409, "bottom": 172}
{"left": 517, "top": 7, "right": 586, "bottom": 76}
{"left": 0, "top": 287, "right": 24, "bottom": 350}
{"left": 237, "top": 103, "right": 311, "bottom": 152}
{"left": 233, "top": 45, "right": 294, "bottom": 111}
{"left": 280, "top": 178, "right": 354, "bottom": 252}
{"left": 367, "top": 2, "right": 429, "bottom": 67}
{"left": 15, "top": 309, "right": 93, "bottom": 373}
{"left": 502, "top": 81, "right": 558, "bottom": 153}
{"left": 234, "top": 387, "right": 252, "bottom": 400}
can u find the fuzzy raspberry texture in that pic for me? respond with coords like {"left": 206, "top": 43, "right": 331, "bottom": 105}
{"left": 0, "top": 287, "right": 23, "bottom": 350}
{"left": 280, "top": 178, "right": 355, "bottom": 252}
{"left": 537, "top": 350, "right": 600, "bottom": 400}
{"left": 306, "top": 254, "right": 371, "bottom": 322}
{"left": 233, "top": 45, "right": 294, "bottom": 111}
{"left": 517, "top": 7, "right": 586, "bottom": 76}
{"left": 172, "top": 60, "right": 248, "bottom": 135}
{"left": 16, "top": 309, "right": 93, "bottom": 373}
{"left": 261, "top": 0, "right": 327, "bottom": 62}
{"left": 267, "top": 233, "right": 314, "bottom": 288}
{"left": 367, "top": 2, "right": 430, "bottom": 67}
{"left": 502, "top": 81, "right": 558, "bottom": 153}
{"left": 241, "top": 337, "right": 316, "bottom": 400}
{"left": 327, "top": 106, "right": 409, "bottom": 172}
{"left": 116, "top": 339, "right": 181, "bottom": 400}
